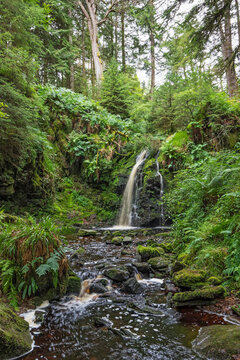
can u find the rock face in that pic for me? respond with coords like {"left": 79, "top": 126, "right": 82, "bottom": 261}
{"left": 0, "top": 303, "right": 32, "bottom": 360}
{"left": 192, "top": 325, "right": 240, "bottom": 360}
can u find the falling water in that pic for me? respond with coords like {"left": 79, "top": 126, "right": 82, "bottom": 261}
{"left": 156, "top": 153, "right": 165, "bottom": 225}
{"left": 117, "top": 150, "right": 147, "bottom": 227}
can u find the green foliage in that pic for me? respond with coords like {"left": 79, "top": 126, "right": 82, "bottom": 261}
{"left": 100, "top": 59, "right": 143, "bottom": 119}
{"left": 166, "top": 149, "right": 240, "bottom": 286}
{"left": 0, "top": 214, "right": 67, "bottom": 306}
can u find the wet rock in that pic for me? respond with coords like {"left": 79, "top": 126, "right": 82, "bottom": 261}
{"left": 165, "top": 280, "right": 179, "bottom": 294}
{"left": 148, "top": 256, "right": 169, "bottom": 271}
{"left": 121, "top": 249, "right": 132, "bottom": 255}
{"left": 103, "top": 267, "right": 130, "bottom": 282}
{"left": 34, "top": 310, "right": 45, "bottom": 324}
{"left": 122, "top": 277, "right": 144, "bottom": 294}
{"left": 111, "top": 236, "right": 123, "bottom": 245}
{"left": 70, "top": 247, "right": 85, "bottom": 260}
{"left": 122, "top": 236, "right": 132, "bottom": 245}
{"left": 78, "top": 229, "right": 99, "bottom": 237}
{"left": 172, "top": 268, "right": 207, "bottom": 290}
{"left": 95, "top": 278, "right": 109, "bottom": 286}
{"left": 172, "top": 286, "right": 226, "bottom": 307}
{"left": 0, "top": 303, "right": 32, "bottom": 359}
{"left": 94, "top": 317, "right": 113, "bottom": 328}
{"left": 89, "top": 283, "right": 108, "bottom": 294}
{"left": 192, "top": 325, "right": 240, "bottom": 360}
{"left": 134, "top": 262, "right": 149, "bottom": 274}
{"left": 66, "top": 276, "right": 81, "bottom": 295}
{"left": 137, "top": 245, "right": 165, "bottom": 261}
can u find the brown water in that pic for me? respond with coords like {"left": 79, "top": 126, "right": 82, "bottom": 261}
{"left": 19, "top": 234, "right": 227, "bottom": 360}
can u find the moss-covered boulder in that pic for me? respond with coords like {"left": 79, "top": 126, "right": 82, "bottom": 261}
{"left": 137, "top": 245, "right": 165, "bottom": 261}
{"left": 103, "top": 267, "right": 129, "bottom": 282}
{"left": 192, "top": 325, "right": 240, "bottom": 360}
{"left": 0, "top": 303, "right": 32, "bottom": 360}
{"left": 207, "top": 276, "right": 223, "bottom": 286}
{"left": 134, "top": 262, "right": 149, "bottom": 274}
{"left": 66, "top": 276, "right": 81, "bottom": 295}
{"left": 172, "top": 286, "right": 225, "bottom": 307}
{"left": 148, "top": 256, "right": 169, "bottom": 271}
{"left": 78, "top": 229, "right": 99, "bottom": 237}
{"left": 111, "top": 236, "right": 123, "bottom": 246}
{"left": 122, "top": 236, "right": 132, "bottom": 245}
{"left": 172, "top": 269, "right": 207, "bottom": 289}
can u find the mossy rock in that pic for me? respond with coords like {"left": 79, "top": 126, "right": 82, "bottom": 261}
{"left": 148, "top": 256, "right": 169, "bottom": 270}
{"left": 177, "top": 252, "right": 191, "bottom": 265}
{"left": 137, "top": 245, "right": 165, "bottom": 261}
{"left": 103, "top": 267, "right": 129, "bottom": 282}
{"left": 173, "top": 285, "right": 226, "bottom": 307}
{"left": 207, "top": 276, "right": 223, "bottom": 286}
{"left": 231, "top": 305, "right": 240, "bottom": 316}
{"left": 0, "top": 302, "right": 32, "bottom": 360}
{"left": 122, "top": 236, "right": 132, "bottom": 245}
{"left": 173, "top": 268, "right": 207, "bottom": 289}
{"left": 192, "top": 325, "right": 240, "bottom": 359}
{"left": 78, "top": 229, "right": 98, "bottom": 237}
{"left": 66, "top": 276, "right": 81, "bottom": 295}
{"left": 111, "top": 236, "right": 123, "bottom": 245}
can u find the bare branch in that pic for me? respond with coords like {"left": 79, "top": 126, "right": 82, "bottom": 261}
{"left": 97, "top": 0, "right": 121, "bottom": 26}
{"left": 77, "top": 0, "right": 90, "bottom": 21}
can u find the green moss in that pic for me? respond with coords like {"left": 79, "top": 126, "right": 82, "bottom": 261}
{"left": 0, "top": 302, "right": 32, "bottom": 359}
{"left": 66, "top": 276, "right": 81, "bottom": 295}
{"left": 207, "top": 276, "right": 223, "bottom": 285}
{"left": 111, "top": 236, "right": 123, "bottom": 245}
{"left": 173, "top": 268, "right": 207, "bottom": 289}
{"left": 173, "top": 285, "right": 226, "bottom": 302}
{"left": 148, "top": 256, "right": 169, "bottom": 270}
{"left": 137, "top": 245, "right": 165, "bottom": 261}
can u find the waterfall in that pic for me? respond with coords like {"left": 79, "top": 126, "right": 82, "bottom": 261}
{"left": 117, "top": 150, "right": 148, "bottom": 227}
{"left": 155, "top": 153, "right": 165, "bottom": 226}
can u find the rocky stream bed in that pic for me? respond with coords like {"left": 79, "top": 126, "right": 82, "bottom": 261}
{"left": 16, "top": 228, "right": 240, "bottom": 360}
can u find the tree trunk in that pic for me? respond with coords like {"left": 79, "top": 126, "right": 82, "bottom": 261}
{"left": 68, "top": 8, "right": 75, "bottom": 91}
{"left": 235, "top": 0, "right": 240, "bottom": 47}
{"left": 220, "top": 0, "right": 238, "bottom": 97}
{"left": 82, "top": 14, "right": 86, "bottom": 80}
{"left": 149, "top": 0, "right": 156, "bottom": 97}
{"left": 121, "top": 7, "right": 126, "bottom": 71}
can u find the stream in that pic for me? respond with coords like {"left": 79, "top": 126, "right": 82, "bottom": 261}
{"left": 19, "top": 231, "right": 228, "bottom": 360}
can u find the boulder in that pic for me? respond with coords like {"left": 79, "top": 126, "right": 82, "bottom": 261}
{"left": 78, "top": 229, "right": 99, "bottom": 237}
{"left": 66, "top": 276, "right": 81, "bottom": 295}
{"left": 89, "top": 283, "right": 108, "bottom": 294}
{"left": 172, "top": 268, "right": 207, "bottom": 289}
{"left": 103, "top": 267, "right": 129, "bottom": 282}
{"left": 172, "top": 285, "right": 226, "bottom": 307}
{"left": 121, "top": 278, "right": 144, "bottom": 294}
{"left": 0, "top": 303, "right": 32, "bottom": 360}
{"left": 134, "top": 262, "right": 149, "bottom": 274}
{"left": 122, "top": 236, "right": 132, "bottom": 245}
{"left": 148, "top": 256, "right": 169, "bottom": 271}
{"left": 111, "top": 236, "right": 123, "bottom": 246}
{"left": 137, "top": 245, "right": 165, "bottom": 261}
{"left": 192, "top": 325, "right": 240, "bottom": 360}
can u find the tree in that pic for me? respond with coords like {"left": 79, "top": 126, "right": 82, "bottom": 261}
{"left": 77, "top": 0, "right": 121, "bottom": 82}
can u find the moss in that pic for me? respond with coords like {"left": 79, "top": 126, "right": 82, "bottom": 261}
{"left": 193, "top": 325, "right": 240, "bottom": 359}
{"left": 111, "top": 236, "right": 123, "bottom": 245}
{"left": 173, "top": 268, "right": 207, "bottom": 289}
{"left": 66, "top": 276, "right": 81, "bottom": 295}
{"left": 159, "top": 242, "right": 173, "bottom": 253}
{"left": 0, "top": 302, "right": 32, "bottom": 359}
{"left": 207, "top": 276, "right": 223, "bottom": 286}
{"left": 148, "top": 256, "right": 169, "bottom": 270}
{"left": 103, "top": 267, "right": 129, "bottom": 282}
{"left": 173, "top": 286, "right": 226, "bottom": 303}
{"left": 177, "top": 252, "right": 191, "bottom": 265}
{"left": 137, "top": 245, "right": 165, "bottom": 261}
